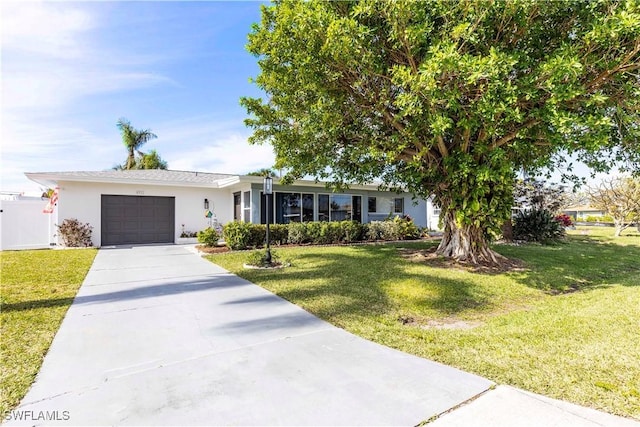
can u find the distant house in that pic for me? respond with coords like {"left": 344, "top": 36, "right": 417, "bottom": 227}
{"left": 562, "top": 205, "right": 606, "bottom": 221}
{"left": 25, "top": 170, "right": 434, "bottom": 247}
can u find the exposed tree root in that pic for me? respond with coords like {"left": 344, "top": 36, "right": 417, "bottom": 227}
{"left": 436, "top": 216, "right": 508, "bottom": 266}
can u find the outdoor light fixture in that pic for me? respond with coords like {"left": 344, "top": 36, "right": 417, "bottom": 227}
{"left": 263, "top": 175, "right": 273, "bottom": 264}
{"left": 263, "top": 175, "right": 273, "bottom": 195}
{"left": 204, "top": 199, "right": 209, "bottom": 210}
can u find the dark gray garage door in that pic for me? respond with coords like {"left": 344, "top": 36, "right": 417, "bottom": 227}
{"left": 101, "top": 195, "right": 175, "bottom": 246}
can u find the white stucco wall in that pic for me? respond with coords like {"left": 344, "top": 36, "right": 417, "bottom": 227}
{"left": 0, "top": 199, "right": 56, "bottom": 250}
{"left": 56, "top": 181, "right": 233, "bottom": 247}
{"left": 426, "top": 198, "right": 442, "bottom": 231}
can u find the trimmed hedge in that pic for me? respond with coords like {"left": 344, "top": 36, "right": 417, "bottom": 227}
{"left": 222, "top": 217, "right": 419, "bottom": 250}
{"left": 584, "top": 215, "right": 615, "bottom": 223}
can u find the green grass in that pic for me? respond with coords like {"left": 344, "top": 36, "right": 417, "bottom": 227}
{"left": 0, "top": 249, "right": 97, "bottom": 414}
{"left": 207, "top": 227, "right": 640, "bottom": 420}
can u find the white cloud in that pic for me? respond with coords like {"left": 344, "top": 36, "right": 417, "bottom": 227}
{"left": 0, "top": 1, "right": 179, "bottom": 191}
{"left": 154, "top": 116, "right": 275, "bottom": 174}
{"left": 1, "top": 113, "right": 123, "bottom": 191}
{"left": 0, "top": 2, "right": 273, "bottom": 192}
{"left": 2, "top": 1, "right": 94, "bottom": 59}
{"left": 1, "top": 2, "right": 175, "bottom": 110}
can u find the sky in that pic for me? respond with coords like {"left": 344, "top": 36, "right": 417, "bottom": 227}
{"left": 1, "top": 1, "right": 619, "bottom": 195}
{"left": 1, "top": 1, "right": 275, "bottom": 193}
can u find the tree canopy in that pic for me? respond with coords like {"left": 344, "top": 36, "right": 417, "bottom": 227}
{"left": 242, "top": 0, "right": 640, "bottom": 263}
{"left": 246, "top": 168, "right": 275, "bottom": 177}
{"left": 138, "top": 149, "right": 168, "bottom": 170}
{"left": 116, "top": 118, "right": 166, "bottom": 170}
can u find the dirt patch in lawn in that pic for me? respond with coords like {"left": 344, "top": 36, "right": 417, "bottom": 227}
{"left": 398, "top": 315, "right": 483, "bottom": 330}
{"left": 398, "top": 246, "right": 527, "bottom": 274}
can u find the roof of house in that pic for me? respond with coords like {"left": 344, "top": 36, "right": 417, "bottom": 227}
{"left": 24, "top": 169, "right": 394, "bottom": 192}
{"left": 25, "top": 170, "right": 237, "bottom": 188}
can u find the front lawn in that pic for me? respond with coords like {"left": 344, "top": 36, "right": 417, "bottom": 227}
{"left": 0, "top": 249, "right": 97, "bottom": 415}
{"left": 206, "top": 227, "right": 640, "bottom": 420}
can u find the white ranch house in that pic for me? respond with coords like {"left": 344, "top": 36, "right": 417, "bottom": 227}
{"left": 21, "top": 170, "right": 439, "bottom": 248}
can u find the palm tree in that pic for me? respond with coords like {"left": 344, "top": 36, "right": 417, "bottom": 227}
{"left": 246, "top": 168, "right": 274, "bottom": 177}
{"left": 116, "top": 118, "right": 158, "bottom": 170}
{"left": 138, "top": 149, "right": 168, "bottom": 170}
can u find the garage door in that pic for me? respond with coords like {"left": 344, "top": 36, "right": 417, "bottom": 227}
{"left": 101, "top": 195, "right": 175, "bottom": 246}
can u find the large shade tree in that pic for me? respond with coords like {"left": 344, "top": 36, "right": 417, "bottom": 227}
{"left": 242, "top": 0, "right": 640, "bottom": 264}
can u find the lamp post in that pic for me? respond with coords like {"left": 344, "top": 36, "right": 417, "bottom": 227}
{"left": 263, "top": 175, "right": 273, "bottom": 264}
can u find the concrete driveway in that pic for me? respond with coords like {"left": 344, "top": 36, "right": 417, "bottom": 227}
{"left": 6, "top": 245, "right": 639, "bottom": 426}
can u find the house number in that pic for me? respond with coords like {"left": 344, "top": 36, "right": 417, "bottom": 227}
{"left": 136, "top": 190, "right": 144, "bottom": 195}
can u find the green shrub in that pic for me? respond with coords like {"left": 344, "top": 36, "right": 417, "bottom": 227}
{"left": 224, "top": 217, "right": 417, "bottom": 249}
{"left": 224, "top": 222, "right": 289, "bottom": 250}
{"left": 306, "top": 221, "right": 323, "bottom": 243}
{"left": 366, "top": 219, "right": 400, "bottom": 240}
{"left": 394, "top": 216, "right": 420, "bottom": 240}
{"left": 197, "top": 227, "right": 220, "bottom": 247}
{"left": 270, "top": 224, "right": 289, "bottom": 245}
{"left": 318, "top": 222, "right": 344, "bottom": 244}
{"left": 341, "top": 220, "right": 365, "bottom": 243}
{"left": 223, "top": 221, "right": 253, "bottom": 250}
{"left": 366, "top": 217, "right": 420, "bottom": 241}
{"left": 288, "top": 222, "right": 309, "bottom": 244}
{"left": 245, "top": 248, "right": 280, "bottom": 267}
{"left": 57, "top": 218, "right": 93, "bottom": 247}
{"left": 513, "top": 209, "right": 566, "bottom": 242}
{"left": 248, "top": 224, "right": 266, "bottom": 248}
{"left": 366, "top": 221, "right": 386, "bottom": 241}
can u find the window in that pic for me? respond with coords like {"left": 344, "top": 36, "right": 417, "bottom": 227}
{"left": 352, "top": 196, "right": 362, "bottom": 222}
{"left": 302, "top": 194, "right": 314, "bottom": 221}
{"left": 275, "top": 192, "right": 314, "bottom": 223}
{"left": 243, "top": 191, "right": 251, "bottom": 222}
{"left": 330, "top": 194, "right": 350, "bottom": 221}
{"left": 368, "top": 197, "right": 376, "bottom": 213}
{"left": 318, "top": 194, "right": 329, "bottom": 221}
{"left": 393, "top": 197, "right": 404, "bottom": 214}
{"left": 276, "top": 193, "right": 301, "bottom": 223}
{"left": 318, "top": 194, "right": 361, "bottom": 222}
{"left": 233, "top": 192, "right": 241, "bottom": 221}
{"left": 260, "top": 192, "right": 274, "bottom": 224}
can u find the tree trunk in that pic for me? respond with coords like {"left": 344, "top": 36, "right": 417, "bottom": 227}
{"left": 613, "top": 219, "right": 629, "bottom": 237}
{"left": 436, "top": 211, "right": 506, "bottom": 265}
{"left": 501, "top": 219, "right": 513, "bottom": 242}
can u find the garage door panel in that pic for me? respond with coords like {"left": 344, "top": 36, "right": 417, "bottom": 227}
{"left": 101, "top": 195, "right": 175, "bottom": 246}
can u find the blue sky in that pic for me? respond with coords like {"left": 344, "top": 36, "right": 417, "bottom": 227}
{"left": 2, "top": 1, "right": 274, "bottom": 193}
{"left": 1, "top": 1, "right": 616, "bottom": 194}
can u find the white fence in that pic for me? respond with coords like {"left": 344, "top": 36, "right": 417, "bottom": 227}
{"left": 0, "top": 198, "right": 56, "bottom": 250}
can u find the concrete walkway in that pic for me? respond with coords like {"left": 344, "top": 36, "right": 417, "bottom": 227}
{"left": 7, "top": 245, "right": 639, "bottom": 426}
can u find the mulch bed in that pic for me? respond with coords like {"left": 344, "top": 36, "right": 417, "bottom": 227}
{"left": 195, "top": 245, "right": 230, "bottom": 254}
{"left": 397, "top": 246, "right": 527, "bottom": 273}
